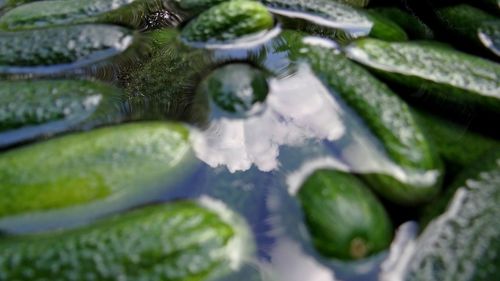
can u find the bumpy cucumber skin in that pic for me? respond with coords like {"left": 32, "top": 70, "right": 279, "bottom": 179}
{"left": 181, "top": 0, "right": 274, "bottom": 42}
{"left": 436, "top": 4, "right": 499, "bottom": 56}
{"left": 413, "top": 110, "right": 500, "bottom": 175}
{"left": 173, "top": 0, "right": 227, "bottom": 11}
{"left": 0, "top": 122, "right": 192, "bottom": 218}
{"left": 285, "top": 35, "right": 442, "bottom": 204}
{"left": 346, "top": 38, "right": 500, "bottom": 114}
{"left": 262, "top": 0, "right": 407, "bottom": 41}
{"left": 298, "top": 170, "right": 392, "bottom": 260}
{"left": 0, "top": 80, "right": 122, "bottom": 131}
{"left": 0, "top": 202, "right": 245, "bottom": 281}
{"left": 0, "top": 0, "right": 162, "bottom": 30}
{"left": 372, "top": 7, "right": 434, "bottom": 39}
{"left": 404, "top": 150, "right": 500, "bottom": 281}
{"left": 0, "top": 24, "right": 134, "bottom": 70}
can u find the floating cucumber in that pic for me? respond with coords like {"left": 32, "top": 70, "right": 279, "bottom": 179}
{"left": 413, "top": 110, "right": 500, "bottom": 175}
{"left": 0, "top": 201, "right": 253, "bottom": 281}
{"left": 0, "top": 24, "right": 136, "bottom": 75}
{"left": 372, "top": 7, "right": 434, "bottom": 39}
{"left": 285, "top": 34, "right": 442, "bottom": 204}
{"left": 0, "top": 79, "right": 122, "bottom": 132}
{"left": 261, "top": 0, "right": 407, "bottom": 41}
{"left": 436, "top": 4, "right": 499, "bottom": 57}
{"left": 346, "top": 38, "right": 500, "bottom": 114}
{"left": 173, "top": 0, "right": 227, "bottom": 11}
{"left": 297, "top": 169, "right": 392, "bottom": 260}
{"left": 181, "top": 0, "right": 274, "bottom": 42}
{"left": 402, "top": 150, "right": 500, "bottom": 281}
{"left": 0, "top": 122, "right": 196, "bottom": 233}
{"left": 0, "top": 0, "right": 164, "bottom": 30}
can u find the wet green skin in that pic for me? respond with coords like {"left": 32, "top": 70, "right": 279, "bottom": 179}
{"left": 262, "top": 0, "right": 407, "bottom": 41}
{"left": 413, "top": 110, "right": 500, "bottom": 176}
{"left": 436, "top": 4, "right": 499, "bottom": 56}
{"left": 0, "top": 122, "right": 193, "bottom": 218}
{"left": 0, "top": 80, "right": 122, "bottom": 131}
{"left": 0, "top": 202, "right": 246, "bottom": 281}
{"left": 285, "top": 34, "right": 442, "bottom": 204}
{"left": 346, "top": 38, "right": 500, "bottom": 115}
{"left": 297, "top": 169, "right": 392, "bottom": 260}
{"left": 0, "top": 24, "right": 134, "bottom": 71}
{"left": 372, "top": 7, "right": 434, "bottom": 39}
{"left": 404, "top": 150, "right": 500, "bottom": 281}
{"left": 0, "top": 0, "right": 163, "bottom": 30}
{"left": 181, "top": 0, "right": 274, "bottom": 42}
{"left": 173, "top": 0, "right": 227, "bottom": 11}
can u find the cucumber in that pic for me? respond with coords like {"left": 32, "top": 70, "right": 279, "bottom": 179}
{"left": 261, "top": 0, "right": 407, "bottom": 41}
{"left": 0, "top": 0, "right": 163, "bottom": 30}
{"left": 173, "top": 0, "right": 227, "bottom": 11}
{"left": 297, "top": 169, "right": 392, "bottom": 260}
{"left": 372, "top": 7, "right": 434, "bottom": 39}
{"left": 0, "top": 80, "right": 122, "bottom": 132}
{"left": 346, "top": 38, "right": 500, "bottom": 115}
{"left": 402, "top": 150, "right": 500, "bottom": 281}
{"left": 285, "top": 33, "right": 442, "bottom": 204}
{"left": 0, "top": 122, "right": 194, "bottom": 226}
{"left": 194, "top": 63, "right": 269, "bottom": 120}
{"left": 0, "top": 201, "right": 253, "bottom": 281}
{"left": 436, "top": 4, "right": 499, "bottom": 57}
{"left": 413, "top": 110, "right": 500, "bottom": 175}
{"left": 181, "top": 0, "right": 274, "bottom": 43}
{"left": 0, "top": 24, "right": 136, "bottom": 75}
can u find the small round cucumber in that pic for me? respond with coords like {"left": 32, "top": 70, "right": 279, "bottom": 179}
{"left": 181, "top": 0, "right": 274, "bottom": 43}
{"left": 298, "top": 169, "right": 393, "bottom": 260}
{"left": 0, "top": 201, "right": 253, "bottom": 281}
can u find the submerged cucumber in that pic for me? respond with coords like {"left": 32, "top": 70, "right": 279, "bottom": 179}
{"left": 436, "top": 4, "right": 499, "bottom": 56}
{"left": 297, "top": 169, "right": 392, "bottom": 260}
{"left": 262, "top": 0, "right": 407, "bottom": 41}
{"left": 0, "top": 80, "right": 122, "bottom": 132}
{"left": 0, "top": 0, "right": 163, "bottom": 30}
{"left": 0, "top": 201, "right": 253, "bottom": 281}
{"left": 346, "top": 38, "right": 500, "bottom": 114}
{"left": 194, "top": 63, "right": 269, "bottom": 121}
{"left": 402, "top": 150, "right": 500, "bottom": 281}
{"left": 181, "top": 0, "right": 274, "bottom": 42}
{"left": 0, "top": 122, "right": 194, "bottom": 221}
{"left": 0, "top": 24, "right": 136, "bottom": 74}
{"left": 285, "top": 33, "right": 442, "bottom": 204}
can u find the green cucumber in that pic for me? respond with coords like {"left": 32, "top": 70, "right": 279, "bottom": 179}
{"left": 285, "top": 33, "right": 442, "bottom": 204}
{"left": 0, "top": 201, "right": 253, "bottom": 281}
{"left": 0, "top": 122, "right": 194, "bottom": 225}
{"left": 173, "top": 0, "right": 227, "bottom": 11}
{"left": 413, "top": 110, "right": 500, "bottom": 175}
{"left": 0, "top": 80, "right": 122, "bottom": 132}
{"left": 194, "top": 63, "right": 269, "bottom": 120}
{"left": 262, "top": 0, "right": 407, "bottom": 41}
{"left": 402, "top": 150, "right": 500, "bottom": 281}
{"left": 436, "top": 4, "right": 499, "bottom": 56}
{"left": 297, "top": 169, "right": 392, "bottom": 260}
{"left": 372, "top": 7, "right": 434, "bottom": 39}
{"left": 0, "top": 24, "right": 136, "bottom": 74}
{"left": 346, "top": 38, "right": 500, "bottom": 114}
{"left": 0, "top": 0, "right": 164, "bottom": 30}
{"left": 181, "top": 0, "right": 274, "bottom": 42}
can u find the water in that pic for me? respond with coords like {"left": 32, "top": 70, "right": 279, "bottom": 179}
{"left": 0, "top": 2, "right": 472, "bottom": 281}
